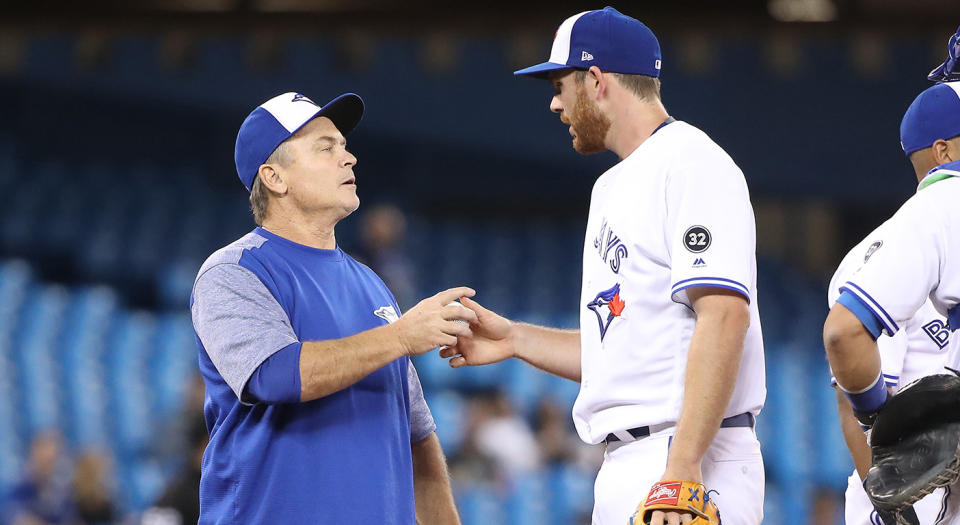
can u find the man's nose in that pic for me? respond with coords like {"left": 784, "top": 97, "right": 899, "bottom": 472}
{"left": 343, "top": 151, "right": 357, "bottom": 167}
{"left": 549, "top": 96, "right": 563, "bottom": 114}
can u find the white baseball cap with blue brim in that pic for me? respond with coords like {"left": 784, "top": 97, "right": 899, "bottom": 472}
{"left": 514, "top": 6, "right": 661, "bottom": 79}
{"left": 234, "top": 92, "right": 364, "bottom": 191}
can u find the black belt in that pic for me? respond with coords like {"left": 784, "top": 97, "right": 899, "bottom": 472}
{"left": 603, "top": 412, "right": 755, "bottom": 444}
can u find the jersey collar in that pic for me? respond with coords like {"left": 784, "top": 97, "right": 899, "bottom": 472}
{"left": 652, "top": 116, "right": 675, "bottom": 135}
{"left": 917, "top": 159, "right": 960, "bottom": 191}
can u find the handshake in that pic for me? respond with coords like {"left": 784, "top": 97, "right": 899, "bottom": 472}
{"left": 389, "top": 287, "right": 518, "bottom": 368}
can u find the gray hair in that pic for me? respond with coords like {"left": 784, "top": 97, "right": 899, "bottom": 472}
{"left": 249, "top": 141, "right": 294, "bottom": 226}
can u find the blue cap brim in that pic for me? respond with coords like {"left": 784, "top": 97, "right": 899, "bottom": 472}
{"left": 514, "top": 61, "right": 574, "bottom": 78}
{"left": 314, "top": 93, "right": 364, "bottom": 136}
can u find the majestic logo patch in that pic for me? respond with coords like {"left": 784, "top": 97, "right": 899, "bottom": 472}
{"left": 586, "top": 283, "right": 625, "bottom": 341}
{"left": 683, "top": 225, "right": 711, "bottom": 253}
{"left": 373, "top": 305, "right": 399, "bottom": 324}
{"left": 864, "top": 241, "right": 883, "bottom": 263}
{"left": 693, "top": 257, "right": 706, "bottom": 268}
{"left": 645, "top": 482, "right": 681, "bottom": 506}
{"left": 291, "top": 93, "right": 319, "bottom": 106}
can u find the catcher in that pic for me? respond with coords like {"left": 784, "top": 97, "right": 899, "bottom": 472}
{"left": 824, "top": 26, "right": 960, "bottom": 525}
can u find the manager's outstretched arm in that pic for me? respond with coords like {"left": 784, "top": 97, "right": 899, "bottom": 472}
{"left": 297, "top": 288, "right": 478, "bottom": 401}
{"left": 193, "top": 264, "right": 478, "bottom": 405}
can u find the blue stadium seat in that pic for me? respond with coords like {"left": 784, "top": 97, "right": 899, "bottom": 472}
{"left": 151, "top": 313, "right": 197, "bottom": 416}
{"left": 61, "top": 287, "right": 119, "bottom": 448}
{"left": 457, "top": 485, "right": 507, "bottom": 525}
{"left": 16, "top": 285, "right": 69, "bottom": 435}
{"left": 546, "top": 464, "right": 594, "bottom": 523}
{"left": 505, "top": 473, "right": 550, "bottom": 525}
{"left": 759, "top": 344, "right": 816, "bottom": 484}
{"left": 427, "top": 389, "right": 466, "bottom": 454}
{"left": 106, "top": 311, "right": 157, "bottom": 458}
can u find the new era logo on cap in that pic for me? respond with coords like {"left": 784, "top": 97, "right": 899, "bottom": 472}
{"left": 514, "top": 6, "right": 661, "bottom": 78}
{"left": 234, "top": 91, "right": 364, "bottom": 191}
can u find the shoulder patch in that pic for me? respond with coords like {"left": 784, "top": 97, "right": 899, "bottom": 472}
{"left": 683, "top": 225, "right": 711, "bottom": 253}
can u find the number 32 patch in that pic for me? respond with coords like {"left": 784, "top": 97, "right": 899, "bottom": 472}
{"left": 683, "top": 225, "right": 711, "bottom": 253}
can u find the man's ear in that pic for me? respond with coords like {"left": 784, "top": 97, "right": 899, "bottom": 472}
{"left": 258, "top": 164, "right": 288, "bottom": 195}
{"left": 932, "top": 139, "right": 953, "bottom": 165}
{"left": 943, "top": 137, "right": 960, "bottom": 164}
{"left": 586, "top": 65, "right": 607, "bottom": 99}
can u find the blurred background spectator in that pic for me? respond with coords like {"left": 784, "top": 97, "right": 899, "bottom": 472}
{"left": 71, "top": 451, "right": 116, "bottom": 525}
{"left": 0, "top": 1, "right": 957, "bottom": 523}
{"left": 7, "top": 433, "right": 73, "bottom": 525}
{"left": 351, "top": 203, "right": 418, "bottom": 309}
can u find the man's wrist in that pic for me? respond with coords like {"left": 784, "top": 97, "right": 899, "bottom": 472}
{"left": 382, "top": 323, "right": 412, "bottom": 358}
{"left": 508, "top": 321, "right": 524, "bottom": 361}
{"left": 664, "top": 446, "right": 704, "bottom": 482}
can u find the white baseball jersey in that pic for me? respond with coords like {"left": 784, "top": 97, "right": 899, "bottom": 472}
{"left": 572, "top": 120, "right": 766, "bottom": 444}
{"left": 842, "top": 162, "right": 960, "bottom": 369}
{"left": 828, "top": 225, "right": 951, "bottom": 391}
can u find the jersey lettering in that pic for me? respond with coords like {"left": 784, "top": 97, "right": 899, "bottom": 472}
{"left": 593, "top": 218, "right": 629, "bottom": 274}
{"left": 922, "top": 319, "right": 951, "bottom": 349}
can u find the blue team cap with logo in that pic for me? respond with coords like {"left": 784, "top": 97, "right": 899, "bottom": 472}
{"left": 514, "top": 6, "right": 661, "bottom": 79}
{"left": 234, "top": 92, "right": 364, "bottom": 191}
{"left": 900, "top": 82, "right": 960, "bottom": 155}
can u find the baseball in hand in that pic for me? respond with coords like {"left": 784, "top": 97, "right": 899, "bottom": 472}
{"left": 439, "top": 301, "right": 470, "bottom": 350}
{"left": 448, "top": 301, "right": 470, "bottom": 325}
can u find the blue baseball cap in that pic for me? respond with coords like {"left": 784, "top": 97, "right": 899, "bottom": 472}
{"left": 900, "top": 82, "right": 960, "bottom": 155}
{"left": 514, "top": 6, "right": 661, "bottom": 79}
{"left": 234, "top": 92, "right": 364, "bottom": 191}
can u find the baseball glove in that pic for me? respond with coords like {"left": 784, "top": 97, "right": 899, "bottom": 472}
{"left": 874, "top": 506, "right": 919, "bottom": 525}
{"left": 630, "top": 480, "right": 720, "bottom": 525}
{"left": 863, "top": 369, "right": 960, "bottom": 515}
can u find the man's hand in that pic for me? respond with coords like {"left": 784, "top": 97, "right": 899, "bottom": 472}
{"left": 645, "top": 511, "right": 694, "bottom": 525}
{"left": 392, "top": 287, "right": 478, "bottom": 356}
{"left": 633, "top": 478, "right": 719, "bottom": 525}
{"left": 644, "top": 464, "right": 702, "bottom": 525}
{"left": 438, "top": 296, "right": 516, "bottom": 367}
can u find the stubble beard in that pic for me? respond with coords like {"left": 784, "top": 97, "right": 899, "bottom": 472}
{"left": 569, "top": 87, "right": 611, "bottom": 155}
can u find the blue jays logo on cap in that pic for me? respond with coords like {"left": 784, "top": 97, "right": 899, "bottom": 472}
{"left": 290, "top": 93, "right": 320, "bottom": 106}
{"left": 587, "top": 282, "right": 626, "bottom": 341}
{"left": 234, "top": 91, "right": 364, "bottom": 191}
{"left": 514, "top": 6, "right": 661, "bottom": 79}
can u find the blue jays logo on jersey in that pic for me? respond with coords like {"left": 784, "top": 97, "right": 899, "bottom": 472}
{"left": 373, "top": 305, "right": 399, "bottom": 324}
{"left": 593, "top": 218, "right": 629, "bottom": 274}
{"left": 864, "top": 241, "right": 882, "bottom": 263}
{"left": 587, "top": 283, "right": 626, "bottom": 341}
